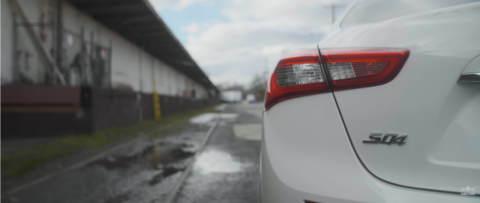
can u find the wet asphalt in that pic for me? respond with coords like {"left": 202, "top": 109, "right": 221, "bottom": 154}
{"left": 4, "top": 103, "right": 263, "bottom": 203}
{"left": 175, "top": 103, "right": 262, "bottom": 203}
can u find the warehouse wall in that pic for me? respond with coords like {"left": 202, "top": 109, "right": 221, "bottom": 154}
{"left": 0, "top": 0, "right": 210, "bottom": 99}
{"left": 1, "top": 86, "right": 216, "bottom": 136}
{"left": 1, "top": 0, "right": 14, "bottom": 84}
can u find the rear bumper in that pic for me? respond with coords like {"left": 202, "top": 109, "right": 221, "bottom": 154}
{"left": 260, "top": 94, "right": 478, "bottom": 203}
{"left": 260, "top": 140, "right": 479, "bottom": 203}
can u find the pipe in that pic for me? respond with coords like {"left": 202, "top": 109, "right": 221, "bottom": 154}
{"left": 12, "top": 12, "right": 18, "bottom": 83}
{"left": 108, "top": 40, "right": 112, "bottom": 88}
{"left": 51, "top": 0, "right": 58, "bottom": 85}
{"left": 55, "top": 0, "right": 63, "bottom": 83}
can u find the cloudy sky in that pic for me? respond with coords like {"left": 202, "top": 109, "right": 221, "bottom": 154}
{"left": 148, "top": 0, "right": 354, "bottom": 87}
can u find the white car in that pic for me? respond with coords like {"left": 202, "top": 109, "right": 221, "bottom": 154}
{"left": 261, "top": 0, "right": 480, "bottom": 202}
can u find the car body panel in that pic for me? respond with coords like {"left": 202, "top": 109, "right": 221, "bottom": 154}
{"left": 318, "top": 2, "right": 480, "bottom": 194}
{"left": 261, "top": 95, "right": 479, "bottom": 202}
{"left": 263, "top": 94, "right": 372, "bottom": 201}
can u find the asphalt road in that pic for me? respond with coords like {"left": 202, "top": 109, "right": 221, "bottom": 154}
{"left": 4, "top": 103, "right": 263, "bottom": 203}
{"left": 175, "top": 103, "right": 262, "bottom": 203}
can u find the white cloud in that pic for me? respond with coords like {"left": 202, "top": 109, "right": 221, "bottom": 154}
{"left": 185, "top": 21, "right": 325, "bottom": 86}
{"left": 182, "top": 0, "right": 354, "bottom": 86}
{"left": 149, "top": 0, "right": 211, "bottom": 10}
{"left": 150, "top": 0, "right": 354, "bottom": 86}
{"left": 181, "top": 23, "right": 202, "bottom": 34}
{"left": 222, "top": 0, "right": 336, "bottom": 26}
{"left": 180, "top": 22, "right": 211, "bottom": 35}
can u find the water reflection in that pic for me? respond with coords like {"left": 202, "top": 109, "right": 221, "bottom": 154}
{"left": 194, "top": 149, "right": 244, "bottom": 174}
{"left": 189, "top": 113, "right": 239, "bottom": 124}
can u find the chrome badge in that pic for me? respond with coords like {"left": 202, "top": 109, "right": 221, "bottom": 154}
{"left": 363, "top": 132, "right": 407, "bottom": 145}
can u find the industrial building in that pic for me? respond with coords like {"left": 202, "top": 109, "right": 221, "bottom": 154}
{"left": 1, "top": 0, "right": 218, "bottom": 136}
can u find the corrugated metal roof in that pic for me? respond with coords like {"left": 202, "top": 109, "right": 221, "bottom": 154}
{"left": 68, "top": 0, "right": 217, "bottom": 92}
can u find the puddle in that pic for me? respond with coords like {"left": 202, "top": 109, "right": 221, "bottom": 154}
{"left": 87, "top": 146, "right": 153, "bottom": 170}
{"left": 88, "top": 142, "right": 196, "bottom": 190}
{"left": 189, "top": 113, "right": 239, "bottom": 125}
{"left": 159, "top": 144, "right": 193, "bottom": 161}
{"left": 215, "top": 104, "right": 227, "bottom": 111}
{"left": 189, "top": 113, "right": 218, "bottom": 124}
{"left": 148, "top": 166, "right": 182, "bottom": 186}
{"left": 9, "top": 123, "right": 217, "bottom": 203}
{"left": 233, "top": 124, "right": 262, "bottom": 141}
{"left": 103, "top": 193, "right": 130, "bottom": 203}
{"left": 88, "top": 143, "right": 194, "bottom": 171}
{"left": 194, "top": 149, "right": 244, "bottom": 174}
{"left": 219, "top": 113, "right": 239, "bottom": 121}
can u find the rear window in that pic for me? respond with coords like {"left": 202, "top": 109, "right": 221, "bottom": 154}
{"left": 341, "top": 0, "right": 480, "bottom": 27}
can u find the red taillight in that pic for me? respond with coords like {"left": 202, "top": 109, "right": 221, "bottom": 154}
{"left": 265, "top": 49, "right": 329, "bottom": 110}
{"left": 265, "top": 48, "right": 409, "bottom": 110}
{"left": 322, "top": 48, "right": 409, "bottom": 91}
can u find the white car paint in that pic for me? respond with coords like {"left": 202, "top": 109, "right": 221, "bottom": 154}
{"left": 261, "top": 94, "right": 479, "bottom": 203}
{"left": 320, "top": 2, "right": 480, "bottom": 193}
{"left": 261, "top": 1, "right": 480, "bottom": 202}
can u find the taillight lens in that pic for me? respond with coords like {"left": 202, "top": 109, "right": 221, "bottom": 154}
{"left": 265, "top": 48, "right": 409, "bottom": 110}
{"left": 265, "top": 49, "right": 328, "bottom": 110}
{"left": 322, "top": 48, "right": 409, "bottom": 91}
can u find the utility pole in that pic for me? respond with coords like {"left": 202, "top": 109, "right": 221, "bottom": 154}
{"left": 323, "top": 4, "right": 345, "bottom": 24}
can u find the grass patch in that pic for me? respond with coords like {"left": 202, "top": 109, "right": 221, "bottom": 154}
{"left": 1, "top": 106, "right": 216, "bottom": 179}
